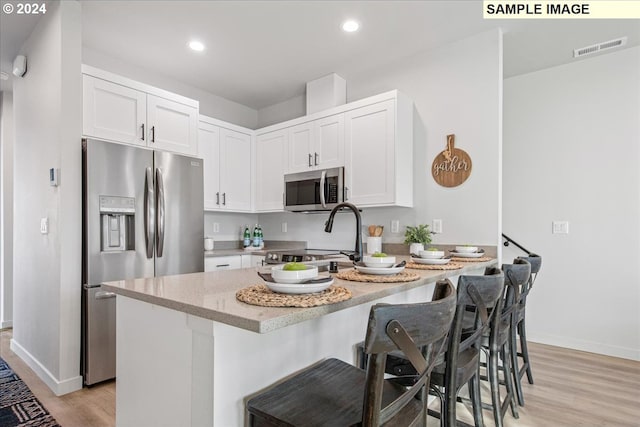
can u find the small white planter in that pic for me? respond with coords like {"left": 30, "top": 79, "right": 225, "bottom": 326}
{"left": 409, "top": 243, "right": 424, "bottom": 255}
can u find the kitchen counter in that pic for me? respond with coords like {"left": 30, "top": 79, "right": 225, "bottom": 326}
{"left": 102, "top": 257, "right": 496, "bottom": 333}
{"left": 103, "top": 257, "right": 497, "bottom": 426}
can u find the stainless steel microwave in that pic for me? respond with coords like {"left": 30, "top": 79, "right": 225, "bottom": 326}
{"left": 284, "top": 167, "right": 344, "bottom": 212}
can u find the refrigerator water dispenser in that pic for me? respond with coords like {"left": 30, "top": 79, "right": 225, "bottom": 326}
{"left": 99, "top": 195, "right": 135, "bottom": 252}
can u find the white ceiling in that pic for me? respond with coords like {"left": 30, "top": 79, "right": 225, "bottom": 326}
{"left": 1, "top": 1, "right": 639, "bottom": 109}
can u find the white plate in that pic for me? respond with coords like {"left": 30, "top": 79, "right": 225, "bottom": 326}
{"left": 411, "top": 257, "right": 451, "bottom": 265}
{"left": 354, "top": 265, "right": 405, "bottom": 275}
{"left": 450, "top": 250, "right": 485, "bottom": 258}
{"left": 265, "top": 278, "right": 334, "bottom": 294}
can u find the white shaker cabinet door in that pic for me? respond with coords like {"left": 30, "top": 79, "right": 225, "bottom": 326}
{"left": 314, "top": 113, "right": 344, "bottom": 170}
{"left": 147, "top": 95, "right": 198, "bottom": 156}
{"left": 83, "top": 75, "right": 146, "bottom": 146}
{"left": 256, "top": 130, "right": 288, "bottom": 212}
{"left": 204, "top": 256, "right": 242, "bottom": 272}
{"left": 344, "top": 100, "right": 395, "bottom": 206}
{"left": 287, "top": 122, "right": 314, "bottom": 173}
{"left": 219, "top": 128, "right": 252, "bottom": 212}
{"left": 198, "top": 122, "right": 221, "bottom": 210}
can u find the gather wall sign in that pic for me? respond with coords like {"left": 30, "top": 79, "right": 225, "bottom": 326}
{"left": 431, "top": 134, "right": 472, "bottom": 188}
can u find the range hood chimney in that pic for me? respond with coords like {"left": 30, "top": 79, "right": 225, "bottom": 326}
{"left": 306, "top": 73, "right": 346, "bottom": 115}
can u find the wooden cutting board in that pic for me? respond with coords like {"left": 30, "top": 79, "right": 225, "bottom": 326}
{"left": 432, "top": 134, "right": 472, "bottom": 187}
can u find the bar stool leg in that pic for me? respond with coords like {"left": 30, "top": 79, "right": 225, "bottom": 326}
{"left": 489, "top": 345, "right": 503, "bottom": 427}
{"left": 511, "top": 321, "right": 526, "bottom": 406}
{"left": 502, "top": 345, "right": 519, "bottom": 419}
{"left": 468, "top": 373, "right": 485, "bottom": 427}
{"left": 519, "top": 318, "right": 534, "bottom": 384}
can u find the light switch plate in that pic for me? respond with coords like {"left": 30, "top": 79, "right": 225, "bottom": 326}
{"left": 40, "top": 217, "right": 48, "bottom": 234}
{"left": 552, "top": 221, "right": 569, "bottom": 234}
{"left": 432, "top": 219, "right": 443, "bottom": 234}
{"left": 391, "top": 220, "right": 399, "bottom": 233}
{"left": 213, "top": 223, "right": 220, "bottom": 233}
{"left": 281, "top": 222, "right": 287, "bottom": 233}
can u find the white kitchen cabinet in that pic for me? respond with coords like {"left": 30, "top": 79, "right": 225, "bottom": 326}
{"left": 287, "top": 113, "right": 344, "bottom": 173}
{"left": 205, "top": 256, "right": 242, "bottom": 272}
{"left": 83, "top": 76, "right": 146, "bottom": 146}
{"left": 198, "top": 117, "right": 252, "bottom": 212}
{"left": 344, "top": 93, "right": 413, "bottom": 207}
{"left": 255, "top": 129, "right": 288, "bottom": 212}
{"left": 242, "top": 255, "right": 265, "bottom": 268}
{"left": 82, "top": 69, "right": 198, "bottom": 156}
{"left": 146, "top": 95, "right": 198, "bottom": 155}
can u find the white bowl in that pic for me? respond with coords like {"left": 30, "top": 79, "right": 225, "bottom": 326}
{"left": 419, "top": 249, "right": 445, "bottom": 259}
{"left": 362, "top": 255, "right": 396, "bottom": 268}
{"left": 271, "top": 264, "right": 318, "bottom": 284}
{"left": 456, "top": 245, "right": 478, "bottom": 253}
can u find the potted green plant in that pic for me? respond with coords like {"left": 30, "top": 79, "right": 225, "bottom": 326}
{"left": 404, "top": 224, "right": 433, "bottom": 254}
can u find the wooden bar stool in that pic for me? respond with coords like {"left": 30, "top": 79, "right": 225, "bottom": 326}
{"left": 511, "top": 254, "right": 542, "bottom": 405}
{"left": 478, "top": 260, "right": 531, "bottom": 427}
{"left": 246, "top": 280, "right": 456, "bottom": 426}
{"left": 371, "top": 269, "right": 505, "bottom": 427}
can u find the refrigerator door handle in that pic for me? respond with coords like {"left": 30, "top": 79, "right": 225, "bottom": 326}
{"left": 95, "top": 291, "right": 117, "bottom": 300}
{"left": 156, "top": 167, "right": 165, "bottom": 257}
{"left": 144, "top": 167, "right": 155, "bottom": 258}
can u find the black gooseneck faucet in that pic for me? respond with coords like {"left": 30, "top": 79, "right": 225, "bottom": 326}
{"left": 324, "top": 202, "right": 362, "bottom": 262}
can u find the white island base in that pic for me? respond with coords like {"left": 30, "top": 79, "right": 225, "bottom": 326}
{"left": 115, "top": 283, "right": 441, "bottom": 427}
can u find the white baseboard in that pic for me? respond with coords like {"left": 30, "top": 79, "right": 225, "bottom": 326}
{"left": 1, "top": 320, "right": 12, "bottom": 329}
{"left": 10, "top": 338, "right": 83, "bottom": 396}
{"left": 528, "top": 333, "right": 640, "bottom": 361}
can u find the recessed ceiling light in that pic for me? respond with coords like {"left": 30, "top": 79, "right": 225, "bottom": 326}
{"left": 188, "top": 40, "right": 205, "bottom": 52}
{"left": 342, "top": 20, "right": 359, "bottom": 33}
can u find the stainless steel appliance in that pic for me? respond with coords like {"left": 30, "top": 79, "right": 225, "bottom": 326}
{"left": 284, "top": 167, "right": 344, "bottom": 212}
{"left": 82, "top": 139, "right": 203, "bottom": 385}
{"left": 263, "top": 249, "right": 343, "bottom": 265}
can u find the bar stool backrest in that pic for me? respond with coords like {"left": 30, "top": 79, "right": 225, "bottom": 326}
{"left": 361, "top": 279, "right": 457, "bottom": 425}
{"left": 501, "top": 260, "right": 532, "bottom": 323}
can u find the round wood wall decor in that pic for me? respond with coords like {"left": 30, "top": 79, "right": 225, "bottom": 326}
{"left": 432, "top": 134, "right": 472, "bottom": 188}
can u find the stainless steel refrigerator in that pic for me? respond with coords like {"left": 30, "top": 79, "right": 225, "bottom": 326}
{"left": 82, "top": 138, "right": 204, "bottom": 385}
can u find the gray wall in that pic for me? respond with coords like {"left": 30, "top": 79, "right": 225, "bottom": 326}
{"left": 12, "top": 0, "right": 83, "bottom": 393}
{"left": 82, "top": 47, "right": 259, "bottom": 129}
{"left": 503, "top": 46, "right": 640, "bottom": 360}
{"left": 1, "top": 92, "right": 14, "bottom": 328}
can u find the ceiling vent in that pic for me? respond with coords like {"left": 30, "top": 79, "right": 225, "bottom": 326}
{"left": 574, "top": 37, "right": 627, "bottom": 58}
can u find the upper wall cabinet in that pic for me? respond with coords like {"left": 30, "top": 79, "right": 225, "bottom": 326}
{"left": 287, "top": 113, "right": 344, "bottom": 173}
{"left": 343, "top": 92, "right": 413, "bottom": 207}
{"left": 255, "top": 129, "right": 288, "bottom": 212}
{"left": 82, "top": 66, "right": 198, "bottom": 156}
{"left": 198, "top": 117, "right": 253, "bottom": 212}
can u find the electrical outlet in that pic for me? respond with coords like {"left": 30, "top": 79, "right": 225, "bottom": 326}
{"left": 282, "top": 222, "right": 288, "bottom": 233}
{"left": 40, "top": 217, "right": 48, "bottom": 234}
{"left": 213, "top": 222, "right": 220, "bottom": 233}
{"left": 552, "top": 221, "right": 569, "bottom": 234}
{"left": 432, "top": 219, "right": 442, "bottom": 234}
{"left": 391, "top": 220, "right": 399, "bottom": 233}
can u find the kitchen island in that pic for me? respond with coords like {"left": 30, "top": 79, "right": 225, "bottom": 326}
{"left": 102, "top": 258, "right": 496, "bottom": 427}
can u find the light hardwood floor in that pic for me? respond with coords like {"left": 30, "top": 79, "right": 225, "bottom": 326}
{"left": 2, "top": 328, "right": 639, "bottom": 426}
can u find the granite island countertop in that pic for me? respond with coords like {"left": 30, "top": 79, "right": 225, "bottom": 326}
{"left": 102, "top": 256, "right": 497, "bottom": 334}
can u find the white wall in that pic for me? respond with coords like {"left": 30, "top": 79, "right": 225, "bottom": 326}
{"left": 259, "top": 29, "right": 503, "bottom": 252}
{"left": 0, "top": 92, "right": 14, "bottom": 328}
{"left": 82, "top": 47, "right": 259, "bottom": 129}
{"left": 204, "top": 211, "right": 258, "bottom": 243}
{"left": 257, "top": 94, "right": 305, "bottom": 128}
{"left": 12, "top": 0, "right": 83, "bottom": 394}
{"left": 503, "top": 46, "right": 640, "bottom": 360}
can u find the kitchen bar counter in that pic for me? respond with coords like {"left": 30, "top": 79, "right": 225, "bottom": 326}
{"left": 101, "top": 257, "right": 496, "bottom": 333}
{"left": 103, "top": 257, "right": 497, "bottom": 427}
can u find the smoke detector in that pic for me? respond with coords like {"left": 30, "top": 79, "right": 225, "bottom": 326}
{"left": 574, "top": 37, "right": 627, "bottom": 58}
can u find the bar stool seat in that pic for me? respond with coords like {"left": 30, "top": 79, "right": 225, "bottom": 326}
{"left": 246, "top": 280, "right": 457, "bottom": 426}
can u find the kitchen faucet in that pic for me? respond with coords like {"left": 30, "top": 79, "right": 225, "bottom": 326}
{"left": 324, "top": 202, "right": 363, "bottom": 262}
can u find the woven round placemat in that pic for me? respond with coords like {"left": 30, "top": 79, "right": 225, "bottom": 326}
{"left": 236, "top": 284, "right": 352, "bottom": 308}
{"left": 406, "top": 262, "right": 464, "bottom": 270}
{"left": 335, "top": 270, "right": 420, "bottom": 283}
{"left": 450, "top": 256, "right": 493, "bottom": 263}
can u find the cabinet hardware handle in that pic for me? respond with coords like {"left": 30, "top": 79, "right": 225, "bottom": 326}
{"left": 308, "top": 153, "right": 313, "bottom": 167}
{"left": 141, "top": 124, "right": 145, "bottom": 141}
{"left": 314, "top": 152, "right": 319, "bottom": 166}
{"left": 151, "top": 126, "right": 155, "bottom": 142}
{"left": 222, "top": 192, "right": 226, "bottom": 205}
{"left": 216, "top": 192, "right": 220, "bottom": 205}
{"left": 216, "top": 264, "right": 230, "bottom": 268}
